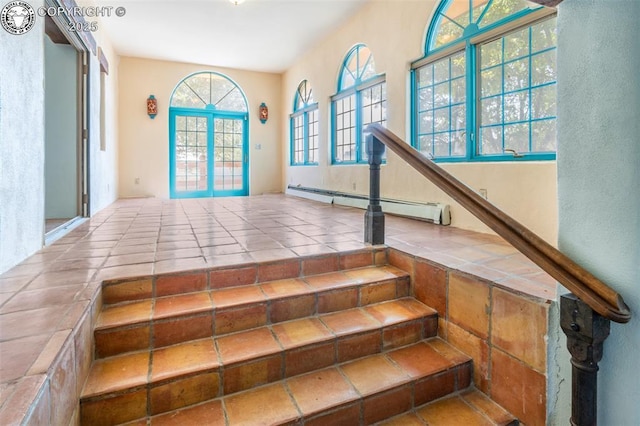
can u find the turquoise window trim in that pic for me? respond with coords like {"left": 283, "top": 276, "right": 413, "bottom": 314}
{"left": 332, "top": 44, "right": 386, "bottom": 165}
{"left": 290, "top": 103, "right": 319, "bottom": 166}
{"left": 169, "top": 71, "right": 249, "bottom": 198}
{"left": 291, "top": 79, "right": 318, "bottom": 166}
{"left": 413, "top": 0, "right": 557, "bottom": 163}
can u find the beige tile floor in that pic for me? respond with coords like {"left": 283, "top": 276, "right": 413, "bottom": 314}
{"left": 0, "top": 194, "right": 556, "bottom": 404}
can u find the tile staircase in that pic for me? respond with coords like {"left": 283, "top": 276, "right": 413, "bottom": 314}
{"left": 80, "top": 253, "right": 518, "bottom": 425}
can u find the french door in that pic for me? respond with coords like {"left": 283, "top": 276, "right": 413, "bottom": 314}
{"left": 170, "top": 109, "right": 248, "bottom": 198}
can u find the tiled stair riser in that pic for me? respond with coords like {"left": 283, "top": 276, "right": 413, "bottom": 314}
{"left": 81, "top": 340, "right": 472, "bottom": 426}
{"left": 95, "top": 266, "right": 410, "bottom": 358}
{"left": 81, "top": 297, "right": 438, "bottom": 422}
{"left": 74, "top": 248, "right": 521, "bottom": 425}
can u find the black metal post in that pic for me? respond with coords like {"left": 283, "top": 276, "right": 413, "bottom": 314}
{"left": 364, "top": 133, "right": 385, "bottom": 245}
{"left": 560, "top": 293, "right": 611, "bottom": 426}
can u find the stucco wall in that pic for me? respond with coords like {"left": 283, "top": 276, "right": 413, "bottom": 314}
{"left": 0, "top": 0, "right": 46, "bottom": 274}
{"left": 549, "top": 0, "right": 640, "bottom": 424}
{"left": 89, "top": 39, "right": 119, "bottom": 215}
{"left": 0, "top": 2, "right": 119, "bottom": 273}
{"left": 282, "top": 0, "right": 558, "bottom": 244}
{"left": 117, "top": 57, "right": 282, "bottom": 199}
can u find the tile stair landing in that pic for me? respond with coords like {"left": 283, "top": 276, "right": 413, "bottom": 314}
{"left": 80, "top": 257, "right": 518, "bottom": 425}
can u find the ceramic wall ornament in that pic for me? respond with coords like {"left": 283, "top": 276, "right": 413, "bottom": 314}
{"left": 259, "top": 102, "right": 268, "bottom": 124}
{"left": 147, "top": 95, "right": 158, "bottom": 119}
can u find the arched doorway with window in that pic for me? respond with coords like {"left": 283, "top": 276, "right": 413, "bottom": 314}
{"left": 169, "top": 71, "right": 249, "bottom": 198}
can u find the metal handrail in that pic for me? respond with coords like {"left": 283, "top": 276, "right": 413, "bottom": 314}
{"left": 365, "top": 123, "right": 630, "bottom": 323}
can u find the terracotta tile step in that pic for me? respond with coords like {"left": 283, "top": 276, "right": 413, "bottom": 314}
{"left": 378, "top": 388, "right": 518, "bottom": 425}
{"left": 81, "top": 339, "right": 472, "bottom": 426}
{"left": 100, "top": 249, "right": 388, "bottom": 306}
{"left": 94, "top": 265, "right": 411, "bottom": 358}
{"left": 81, "top": 298, "right": 438, "bottom": 421}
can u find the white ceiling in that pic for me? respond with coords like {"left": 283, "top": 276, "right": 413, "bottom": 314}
{"left": 97, "top": 0, "right": 370, "bottom": 73}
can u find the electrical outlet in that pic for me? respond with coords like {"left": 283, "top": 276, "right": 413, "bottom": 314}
{"left": 479, "top": 188, "right": 487, "bottom": 199}
{"left": 135, "top": 177, "right": 140, "bottom": 185}
{"left": 352, "top": 182, "right": 356, "bottom": 190}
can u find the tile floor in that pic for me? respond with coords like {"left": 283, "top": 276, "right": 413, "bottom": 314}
{"left": 0, "top": 194, "right": 556, "bottom": 423}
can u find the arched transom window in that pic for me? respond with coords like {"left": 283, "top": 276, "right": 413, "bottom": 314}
{"left": 171, "top": 72, "right": 247, "bottom": 112}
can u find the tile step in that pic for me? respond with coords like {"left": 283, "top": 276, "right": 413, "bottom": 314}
{"left": 82, "top": 298, "right": 438, "bottom": 405}
{"left": 378, "top": 388, "right": 519, "bottom": 426}
{"left": 81, "top": 338, "right": 473, "bottom": 425}
{"left": 95, "top": 265, "right": 411, "bottom": 358}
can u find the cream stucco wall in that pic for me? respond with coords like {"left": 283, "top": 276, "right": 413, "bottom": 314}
{"left": 282, "top": 0, "right": 558, "bottom": 244}
{"left": 88, "top": 17, "right": 120, "bottom": 215}
{"left": 118, "top": 57, "right": 282, "bottom": 199}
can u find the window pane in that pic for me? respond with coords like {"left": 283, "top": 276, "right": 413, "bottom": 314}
{"left": 532, "top": 17, "right": 557, "bottom": 53}
{"left": 334, "top": 95, "right": 356, "bottom": 163}
{"left": 477, "top": 17, "right": 556, "bottom": 157}
{"left": 434, "top": 17, "right": 465, "bottom": 49}
{"left": 480, "top": 38, "right": 502, "bottom": 69}
{"left": 481, "top": 96, "right": 502, "bottom": 125}
{"left": 479, "top": 0, "right": 533, "bottom": 28}
{"left": 415, "top": 51, "right": 466, "bottom": 159}
{"left": 504, "top": 123, "right": 529, "bottom": 153}
{"left": 419, "top": 135, "right": 434, "bottom": 156}
{"left": 504, "top": 91, "right": 529, "bottom": 123}
{"left": 417, "top": 65, "right": 433, "bottom": 88}
{"left": 531, "top": 84, "right": 556, "bottom": 119}
{"left": 504, "top": 58, "right": 529, "bottom": 92}
{"left": 504, "top": 27, "right": 529, "bottom": 61}
{"left": 418, "top": 87, "right": 434, "bottom": 111}
{"left": 532, "top": 119, "right": 556, "bottom": 152}
{"left": 480, "top": 127, "right": 503, "bottom": 154}
{"left": 434, "top": 59, "right": 450, "bottom": 84}
{"left": 481, "top": 68, "right": 502, "bottom": 97}
{"left": 532, "top": 50, "right": 556, "bottom": 86}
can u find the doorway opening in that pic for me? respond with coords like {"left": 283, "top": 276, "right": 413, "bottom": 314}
{"left": 43, "top": 15, "right": 89, "bottom": 241}
{"left": 169, "top": 72, "right": 249, "bottom": 198}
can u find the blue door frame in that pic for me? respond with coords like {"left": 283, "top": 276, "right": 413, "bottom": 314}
{"left": 169, "top": 107, "right": 249, "bottom": 199}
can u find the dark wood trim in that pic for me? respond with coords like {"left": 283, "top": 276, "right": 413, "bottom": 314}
{"left": 366, "top": 123, "right": 631, "bottom": 323}
{"left": 45, "top": 15, "right": 69, "bottom": 45}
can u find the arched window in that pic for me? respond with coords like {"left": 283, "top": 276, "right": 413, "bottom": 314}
{"left": 169, "top": 72, "right": 249, "bottom": 198}
{"left": 332, "top": 44, "right": 386, "bottom": 164}
{"left": 291, "top": 80, "right": 319, "bottom": 165}
{"left": 170, "top": 72, "right": 247, "bottom": 112}
{"left": 413, "top": 0, "right": 557, "bottom": 161}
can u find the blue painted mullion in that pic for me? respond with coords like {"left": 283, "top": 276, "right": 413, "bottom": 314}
{"left": 528, "top": 26, "right": 533, "bottom": 153}
{"left": 476, "top": 0, "right": 494, "bottom": 26}
{"left": 355, "top": 90, "right": 363, "bottom": 163}
{"left": 500, "top": 37, "right": 506, "bottom": 154}
{"left": 448, "top": 56, "right": 453, "bottom": 157}
{"left": 207, "top": 114, "right": 214, "bottom": 196}
{"left": 303, "top": 111, "right": 310, "bottom": 165}
{"left": 465, "top": 41, "right": 475, "bottom": 160}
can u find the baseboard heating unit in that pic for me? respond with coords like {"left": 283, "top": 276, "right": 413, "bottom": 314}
{"left": 286, "top": 185, "right": 451, "bottom": 226}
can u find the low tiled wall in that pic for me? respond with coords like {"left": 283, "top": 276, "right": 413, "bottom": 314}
{"left": 2, "top": 246, "right": 550, "bottom": 425}
{"left": 389, "top": 248, "right": 550, "bottom": 426}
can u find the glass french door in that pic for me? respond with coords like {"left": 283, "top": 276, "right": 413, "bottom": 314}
{"left": 170, "top": 110, "right": 248, "bottom": 198}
